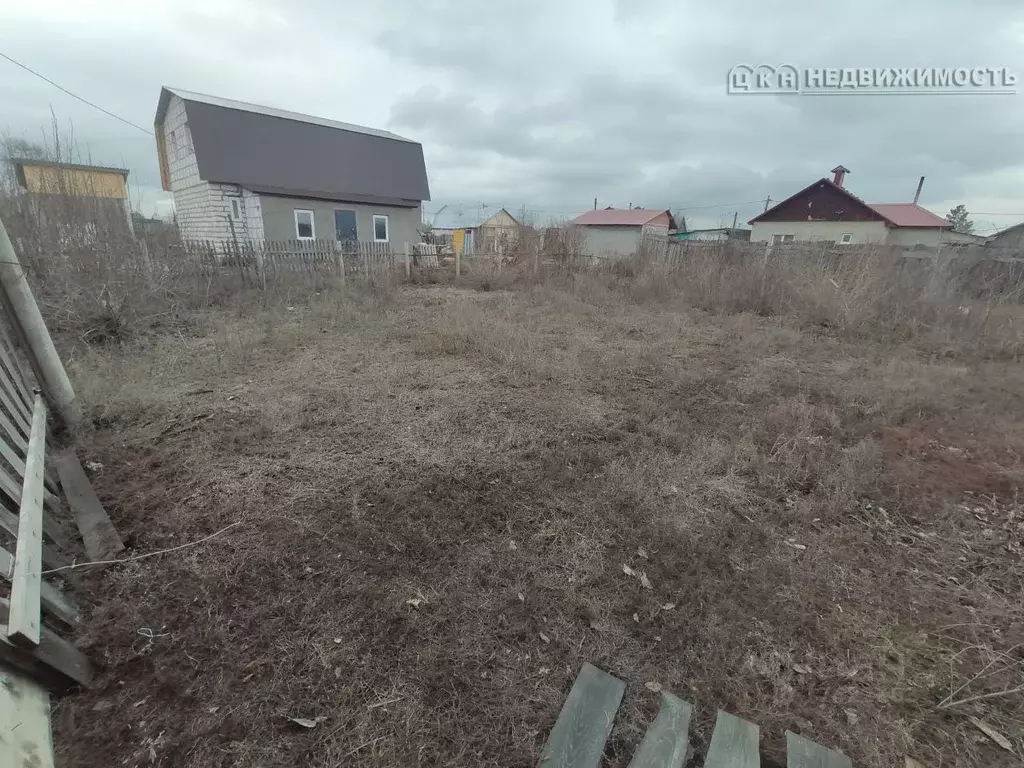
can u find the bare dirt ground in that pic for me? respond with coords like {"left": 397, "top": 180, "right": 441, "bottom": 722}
{"left": 50, "top": 276, "right": 1024, "bottom": 766}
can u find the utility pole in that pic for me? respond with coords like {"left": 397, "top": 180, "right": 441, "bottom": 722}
{"left": 593, "top": 197, "right": 597, "bottom": 210}
{"left": 763, "top": 196, "right": 772, "bottom": 212}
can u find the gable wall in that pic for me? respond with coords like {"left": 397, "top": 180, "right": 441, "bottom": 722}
{"left": 756, "top": 180, "right": 885, "bottom": 224}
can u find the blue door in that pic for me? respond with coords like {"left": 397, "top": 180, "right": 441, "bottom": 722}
{"left": 334, "top": 209, "right": 357, "bottom": 243}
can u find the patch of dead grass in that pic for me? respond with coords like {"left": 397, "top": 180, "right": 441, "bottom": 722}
{"left": 53, "top": 275, "right": 1024, "bottom": 767}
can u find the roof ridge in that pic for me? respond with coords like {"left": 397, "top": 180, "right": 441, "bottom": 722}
{"left": 164, "top": 86, "right": 415, "bottom": 144}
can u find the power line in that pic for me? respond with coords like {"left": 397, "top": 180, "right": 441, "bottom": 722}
{"left": 0, "top": 51, "right": 153, "bottom": 136}
{"left": 425, "top": 198, "right": 769, "bottom": 218}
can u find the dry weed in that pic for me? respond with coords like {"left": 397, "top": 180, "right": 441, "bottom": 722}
{"left": 53, "top": 268, "right": 1024, "bottom": 767}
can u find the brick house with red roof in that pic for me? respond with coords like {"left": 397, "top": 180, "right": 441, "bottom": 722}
{"left": 748, "top": 166, "right": 978, "bottom": 248}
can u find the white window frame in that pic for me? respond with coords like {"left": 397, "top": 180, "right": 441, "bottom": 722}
{"left": 294, "top": 209, "right": 315, "bottom": 240}
{"left": 839, "top": 232, "right": 853, "bottom": 244}
{"left": 230, "top": 199, "right": 241, "bottom": 221}
{"left": 771, "top": 233, "right": 794, "bottom": 245}
{"left": 372, "top": 214, "right": 390, "bottom": 243}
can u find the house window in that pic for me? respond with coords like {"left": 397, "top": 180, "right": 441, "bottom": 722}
{"left": 294, "top": 209, "right": 315, "bottom": 240}
{"left": 771, "top": 234, "right": 794, "bottom": 245}
{"left": 230, "top": 199, "right": 241, "bottom": 220}
{"left": 372, "top": 214, "right": 389, "bottom": 242}
{"left": 839, "top": 233, "right": 853, "bottom": 244}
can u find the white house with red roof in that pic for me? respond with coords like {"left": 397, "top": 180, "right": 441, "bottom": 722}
{"left": 748, "top": 166, "right": 978, "bottom": 248}
{"left": 572, "top": 207, "right": 677, "bottom": 257}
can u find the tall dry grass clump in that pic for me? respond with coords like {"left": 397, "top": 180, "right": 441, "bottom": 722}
{"left": 576, "top": 241, "right": 1024, "bottom": 355}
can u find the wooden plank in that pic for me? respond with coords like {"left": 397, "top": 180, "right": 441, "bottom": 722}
{"left": 0, "top": 546, "right": 79, "bottom": 627}
{"left": 628, "top": 692, "right": 693, "bottom": 768}
{"left": 0, "top": 428, "right": 60, "bottom": 504}
{"left": 785, "top": 732, "right": 852, "bottom": 768}
{"left": 0, "top": 324, "right": 33, "bottom": 412}
{"left": 7, "top": 394, "right": 48, "bottom": 647}
{"left": 704, "top": 711, "right": 760, "bottom": 768}
{"left": 0, "top": 462, "right": 67, "bottom": 549}
{"left": 0, "top": 504, "right": 71, "bottom": 573}
{"left": 53, "top": 448, "right": 123, "bottom": 562}
{"left": 0, "top": 402, "right": 28, "bottom": 453}
{"left": 0, "top": 370, "right": 30, "bottom": 437}
{"left": 0, "top": 666, "right": 55, "bottom": 768}
{"left": 538, "top": 663, "right": 625, "bottom": 768}
{"left": 0, "top": 598, "right": 91, "bottom": 688}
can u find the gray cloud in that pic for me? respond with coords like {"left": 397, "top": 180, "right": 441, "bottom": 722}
{"left": 1, "top": 0, "right": 1023, "bottom": 230}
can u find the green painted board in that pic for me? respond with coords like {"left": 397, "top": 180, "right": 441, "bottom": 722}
{"left": 628, "top": 692, "right": 693, "bottom": 768}
{"left": 538, "top": 663, "right": 626, "bottom": 768}
{"left": 54, "top": 448, "right": 124, "bottom": 562}
{"left": 0, "top": 666, "right": 55, "bottom": 768}
{"left": 0, "top": 597, "right": 92, "bottom": 688}
{"left": 0, "top": 546, "right": 80, "bottom": 627}
{"left": 786, "top": 731, "right": 852, "bottom": 768}
{"left": 704, "top": 711, "right": 760, "bottom": 768}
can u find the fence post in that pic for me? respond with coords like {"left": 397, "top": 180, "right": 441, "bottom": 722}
{"left": 405, "top": 243, "right": 411, "bottom": 279}
{"left": 456, "top": 244, "right": 461, "bottom": 279}
{"left": 256, "top": 242, "right": 267, "bottom": 291}
{"left": 0, "top": 218, "right": 79, "bottom": 428}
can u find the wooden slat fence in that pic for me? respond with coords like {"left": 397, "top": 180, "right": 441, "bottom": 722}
{"left": 179, "top": 238, "right": 399, "bottom": 289}
{"left": 0, "top": 305, "right": 117, "bottom": 693}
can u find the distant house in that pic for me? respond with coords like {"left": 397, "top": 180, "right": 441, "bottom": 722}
{"left": 572, "top": 208, "right": 678, "bottom": 258}
{"left": 986, "top": 222, "right": 1024, "bottom": 254}
{"left": 749, "top": 166, "right": 970, "bottom": 248}
{"left": 672, "top": 227, "right": 751, "bottom": 242}
{"left": 154, "top": 87, "right": 430, "bottom": 248}
{"left": 9, "top": 158, "right": 131, "bottom": 237}
{"left": 431, "top": 207, "right": 520, "bottom": 254}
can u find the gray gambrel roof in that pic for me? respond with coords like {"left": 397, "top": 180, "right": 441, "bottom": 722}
{"left": 155, "top": 87, "right": 430, "bottom": 206}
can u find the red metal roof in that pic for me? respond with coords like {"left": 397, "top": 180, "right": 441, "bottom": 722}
{"left": 573, "top": 208, "right": 669, "bottom": 226}
{"left": 868, "top": 203, "right": 949, "bottom": 228}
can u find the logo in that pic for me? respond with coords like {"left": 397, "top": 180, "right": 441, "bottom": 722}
{"left": 727, "top": 64, "right": 800, "bottom": 94}
{"left": 727, "top": 65, "right": 1018, "bottom": 95}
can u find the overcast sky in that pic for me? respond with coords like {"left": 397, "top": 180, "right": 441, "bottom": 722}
{"left": 2, "top": 0, "right": 1024, "bottom": 231}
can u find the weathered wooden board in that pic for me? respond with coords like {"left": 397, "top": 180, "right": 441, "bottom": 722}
{"left": 0, "top": 376, "right": 30, "bottom": 437}
{"left": 0, "top": 487, "right": 70, "bottom": 574}
{"left": 786, "top": 731, "right": 852, "bottom": 768}
{"left": 0, "top": 349, "right": 31, "bottom": 424}
{"left": 0, "top": 402, "right": 27, "bottom": 453}
{"left": 7, "top": 394, "right": 48, "bottom": 647}
{"left": 704, "top": 711, "right": 760, "bottom": 768}
{"left": 0, "top": 597, "right": 91, "bottom": 688}
{"left": 538, "top": 663, "right": 626, "bottom": 768}
{"left": 54, "top": 448, "right": 123, "bottom": 563}
{"left": 0, "top": 666, "right": 54, "bottom": 768}
{"left": 0, "top": 546, "right": 79, "bottom": 627}
{"left": 628, "top": 692, "right": 693, "bottom": 768}
{"left": 0, "top": 462, "right": 66, "bottom": 549}
{"left": 0, "top": 326, "right": 33, "bottom": 412}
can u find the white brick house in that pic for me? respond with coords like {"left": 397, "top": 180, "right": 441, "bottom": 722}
{"left": 154, "top": 88, "right": 430, "bottom": 248}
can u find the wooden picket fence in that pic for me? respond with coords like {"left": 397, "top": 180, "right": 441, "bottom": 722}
{"left": 179, "top": 238, "right": 398, "bottom": 289}
{"left": 0, "top": 221, "right": 125, "bottom": 768}
{"left": 0, "top": 308, "right": 121, "bottom": 690}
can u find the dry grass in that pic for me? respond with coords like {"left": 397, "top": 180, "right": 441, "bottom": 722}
{"left": 51, "top": 257, "right": 1024, "bottom": 766}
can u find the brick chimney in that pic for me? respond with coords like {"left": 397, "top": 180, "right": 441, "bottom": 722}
{"left": 831, "top": 165, "right": 850, "bottom": 187}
